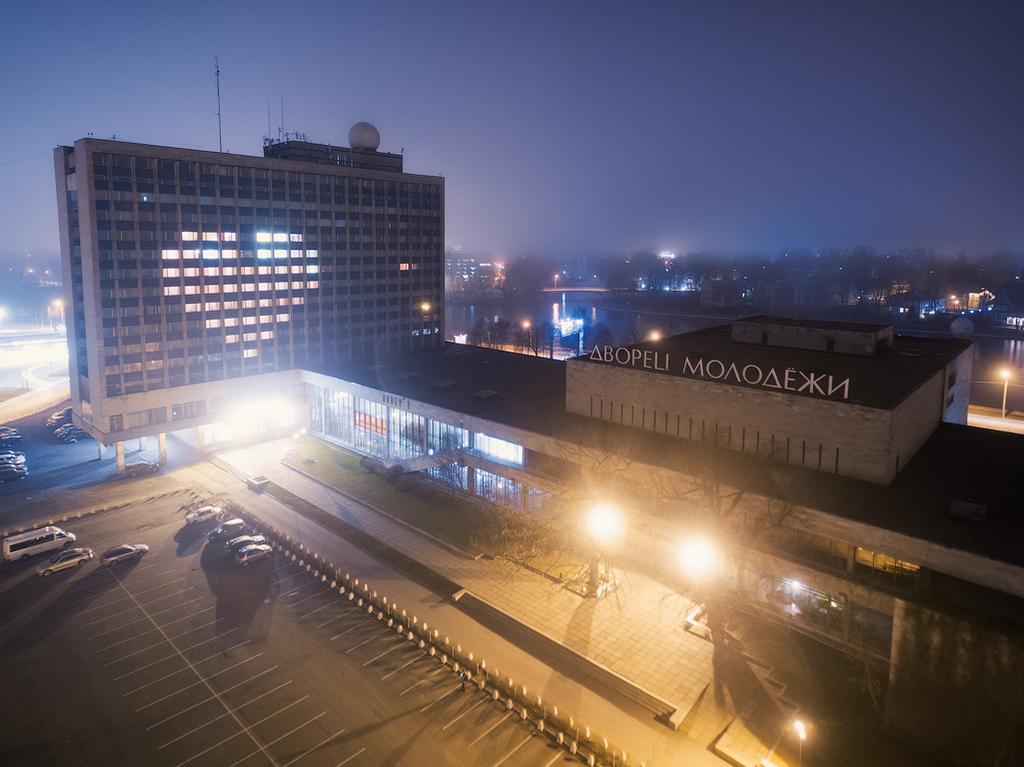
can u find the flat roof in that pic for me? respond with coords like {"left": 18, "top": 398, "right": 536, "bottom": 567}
{"left": 739, "top": 315, "right": 893, "bottom": 332}
{"left": 576, "top": 323, "right": 970, "bottom": 410}
{"left": 311, "top": 343, "right": 1024, "bottom": 572}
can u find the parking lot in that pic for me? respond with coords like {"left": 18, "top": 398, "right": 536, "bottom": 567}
{"left": 0, "top": 497, "right": 576, "bottom": 766}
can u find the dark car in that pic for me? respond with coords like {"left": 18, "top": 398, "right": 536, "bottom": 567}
{"left": 0, "top": 466, "right": 28, "bottom": 482}
{"left": 223, "top": 534, "right": 267, "bottom": 555}
{"left": 208, "top": 518, "right": 247, "bottom": 542}
{"left": 124, "top": 461, "right": 159, "bottom": 477}
{"left": 0, "top": 432, "right": 23, "bottom": 443}
{"left": 100, "top": 544, "right": 150, "bottom": 566}
{"left": 53, "top": 424, "right": 79, "bottom": 436}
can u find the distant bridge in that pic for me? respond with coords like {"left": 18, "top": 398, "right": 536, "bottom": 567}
{"left": 539, "top": 286, "right": 610, "bottom": 293}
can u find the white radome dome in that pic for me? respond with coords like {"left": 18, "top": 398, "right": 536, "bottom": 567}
{"left": 950, "top": 316, "right": 974, "bottom": 340}
{"left": 349, "top": 122, "right": 380, "bottom": 151}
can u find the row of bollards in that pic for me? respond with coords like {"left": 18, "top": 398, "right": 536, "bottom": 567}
{"left": 229, "top": 503, "right": 639, "bottom": 767}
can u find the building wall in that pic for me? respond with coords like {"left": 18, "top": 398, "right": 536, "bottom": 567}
{"left": 565, "top": 360, "right": 909, "bottom": 483}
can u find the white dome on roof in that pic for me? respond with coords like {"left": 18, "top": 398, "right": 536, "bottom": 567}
{"left": 349, "top": 122, "right": 380, "bottom": 151}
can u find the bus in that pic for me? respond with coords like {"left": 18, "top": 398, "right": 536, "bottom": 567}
{"left": 3, "top": 526, "right": 77, "bottom": 562}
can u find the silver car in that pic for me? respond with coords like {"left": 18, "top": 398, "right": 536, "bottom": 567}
{"left": 36, "top": 547, "right": 94, "bottom": 576}
{"left": 234, "top": 543, "right": 272, "bottom": 567}
{"left": 100, "top": 544, "right": 150, "bottom": 566}
{"left": 185, "top": 505, "right": 223, "bottom": 525}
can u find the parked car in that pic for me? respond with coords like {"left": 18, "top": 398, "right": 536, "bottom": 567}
{"left": 53, "top": 424, "right": 79, "bottom": 437}
{"left": 124, "top": 461, "right": 159, "bottom": 477}
{"left": 185, "top": 505, "right": 223, "bottom": 525}
{"left": 0, "top": 431, "right": 23, "bottom": 443}
{"left": 100, "top": 544, "right": 150, "bottom": 566}
{"left": 0, "top": 452, "right": 26, "bottom": 466}
{"left": 0, "top": 466, "right": 28, "bottom": 482}
{"left": 36, "top": 547, "right": 94, "bottom": 576}
{"left": 208, "top": 518, "right": 247, "bottom": 542}
{"left": 58, "top": 429, "right": 86, "bottom": 443}
{"left": 224, "top": 534, "right": 267, "bottom": 555}
{"left": 234, "top": 543, "right": 272, "bottom": 567}
{"left": 46, "top": 407, "right": 73, "bottom": 426}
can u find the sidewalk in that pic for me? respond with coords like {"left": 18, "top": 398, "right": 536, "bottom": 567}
{"left": 214, "top": 440, "right": 795, "bottom": 767}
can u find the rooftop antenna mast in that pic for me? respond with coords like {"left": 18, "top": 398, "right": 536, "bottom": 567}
{"left": 214, "top": 56, "right": 223, "bottom": 152}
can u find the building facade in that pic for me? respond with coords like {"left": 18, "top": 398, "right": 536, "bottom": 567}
{"left": 53, "top": 128, "right": 443, "bottom": 460}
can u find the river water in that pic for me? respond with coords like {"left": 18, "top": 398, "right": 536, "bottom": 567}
{"left": 446, "top": 292, "right": 1024, "bottom": 413}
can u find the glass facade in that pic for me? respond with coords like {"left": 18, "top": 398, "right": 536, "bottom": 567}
{"left": 474, "top": 468, "right": 521, "bottom": 508}
{"left": 472, "top": 433, "right": 524, "bottom": 466}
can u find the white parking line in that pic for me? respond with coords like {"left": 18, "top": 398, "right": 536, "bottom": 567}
{"left": 93, "top": 626, "right": 159, "bottom": 654}
{"left": 104, "top": 568, "right": 281, "bottom": 767}
{"left": 491, "top": 734, "right": 533, "bottom": 767}
{"left": 155, "top": 604, "right": 215, "bottom": 629}
{"left": 290, "top": 588, "right": 329, "bottom": 607}
{"left": 159, "top": 689, "right": 307, "bottom": 750}
{"left": 86, "top": 591, "right": 202, "bottom": 639}
{"left": 539, "top": 750, "right": 565, "bottom": 767}
{"left": 93, "top": 598, "right": 210, "bottom": 653}
{"left": 134, "top": 652, "right": 265, "bottom": 712}
{"left": 109, "top": 624, "right": 235, "bottom": 674}
{"left": 441, "top": 697, "right": 487, "bottom": 730}
{"left": 468, "top": 713, "right": 512, "bottom": 747}
{"left": 282, "top": 582, "right": 310, "bottom": 598}
{"left": 419, "top": 684, "right": 461, "bottom": 713}
{"left": 123, "top": 640, "right": 252, "bottom": 695}
{"left": 144, "top": 666, "right": 281, "bottom": 731}
{"left": 280, "top": 726, "right": 346, "bottom": 767}
{"left": 400, "top": 666, "right": 446, "bottom": 696}
{"left": 381, "top": 652, "right": 424, "bottom": 680}
{"left": 334, "top": 747, "right": 366, "bottom": 766}
{"left": 362, "top": 642, "right": 402, "bottom": 667}
{"left": 228, "top": 713, "right": 328, "bottom": 767}
{"left": 70, "top": 575, "right": 187, "bottom": 613}
{"left": 328, "top": 623, "right": 364, "bottom": 642}
{"left": 299, "top": 602, "right": 335, "bottom": 620}
{"left": 344, "top": 635, "right": 380, "bottom": 654}
{"left": 315, "top": 613, "right": 349, "bottom": 630}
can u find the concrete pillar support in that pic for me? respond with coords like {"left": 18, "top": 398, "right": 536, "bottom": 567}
{"left": 115, "top": 441, "right": 126, "bottom": 473}
{"left": 158, "top": 432, "right": 167, "bottom": 465}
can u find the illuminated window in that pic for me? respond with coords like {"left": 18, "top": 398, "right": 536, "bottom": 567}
{"left": 202, "top": 249, "right": 219, "bottom": 260}
{"left": 258, "top": 266, "right": 272, "bottom": 275}
{"left": 306, "top": 280, "right": 319, "bottom": 289}
{"left": 204, "top": 302, "right": 221, "bottom": 311}
{"left": 243, "top": 348, "right": 258, "bottom": 358}
{"left": 223, "top": 284, "right": 238, "bottom": 293}
{"left": 290, "top": 249, "right": 303, "bottom": 258}
{"left": 276, "top": 265, "right": 290, "bottom": 274}
{"left": 291, "top": 296, "right": 305, "bottom": 305}
{"left": 223, "top": 301, "right": 238, "bottom": 309}
{"left": 242, "top": 284, "right": 256, "bottom": 292}
{"left": 399, "top": 263, "right": 410, "bottom": 271}
{"left": 224, "top": 317, "right": 239, "bottom": 326}
{"left": 163, "top": 286, "right": 181, "bottom": 296}
{"left": 225, "top": 334, "right": 239, "bottom": 343}
{"left": 257, "top": 249, "right": 272, "bottom": 259}
{"left": 306, "top": 249, "right": 318, "bottom": 258}
{"left": 256, "top": 232, "right": 272, "bottom": 243}
{"left": 222, "top": 267, "right": 237, "bottom": 276}
{"left": 203, "top": 267, "right": 220, "bottom": 276}
{"left": 306, "top": 264, "right": 319, "bottom": 274}
{"left": 276, "top": 313, "right": 289, "bottom": 322}
{"left": 259, "top": 298, "right": 273, "bottom": 307}
{"left": 260, "top": 330, "right": 274, "bottom": 340}
{"left": 181, "top": 231, "right": 199, "bottom": 241}
{"left": 241, "top": 266, "right": 255, "bottom": 275}
{"left": 258, "top": 281, "right": 272, "bottom": 290}
{"left": 242, "top": 299, "right": 256, "bottom": 308}
{"left": 161, "top": 249, "right": 180, "bottom": 260}
{"left": 244, "top": 332, "right": 257, "bottom": 341}
{"left": 273, "top": 232, "right": 288, "bottom": 243}
{"left": 243, "top": 316, "right": 257, "bottom": 325}
{"left": 276, "top": 297, "right": 289, "bottom": 306}
{"left": 259, "top": 314, "right": 272, "bottom": 324}
{"left": 162, "top": 268, "right": 180, "bottom": 278}
{"left": 289, "top": 281, "right": 302, "bottom": 290}
{"left": 473, "top": 433, "right": 524, "bottom": 466}
{"left": 205, "top": 318, "right": 222, "bottom": 328}
{"left": 202, "top": 232, "right": 218, "bottom": 242}
{"left": 275, "top": 281, "right": 289, "bottom": 290}
{"left": 183, "top": 268, "right": 200, "bottom": 277}
{"left": 182, "top": 249, "right": 199, "bottom": 259}
{"left": 185, "top": 303, "right": 201, "bottom": 312}
{"left": 221, "top": 232, "right": 237, "bottom": 242}
{"left": 203, "top": 284, "right": 220, "bottom": 294}
{"left": 273, "top": 249, "right": 287, "bottom": 259}
{"left": 221, "top": 249, "right": 237, "bottom": 259}
{"left": 184, "top": 286, "right": 200, "bottom": 295}
{"left": 289, "top": 233, "right": 303, "bottom": 242}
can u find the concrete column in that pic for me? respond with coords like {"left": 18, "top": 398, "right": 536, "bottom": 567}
{"left": 158, "top": 432, "right": 167, "bottom": 465}
{"left": 115, "top": 441, "right": 126, "bottom": 473}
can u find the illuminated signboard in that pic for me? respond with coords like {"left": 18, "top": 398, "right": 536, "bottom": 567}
{"left": 587, "top": 345, "right": 851, "bottom": 401}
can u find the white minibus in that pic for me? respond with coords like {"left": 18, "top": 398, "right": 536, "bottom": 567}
{"left": 3, "top": 526, "right": 77, "bottom": 562}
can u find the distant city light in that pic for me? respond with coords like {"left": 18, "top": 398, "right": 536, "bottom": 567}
{"left": 521, "top": 320, "right": 531, "bottom": 330}
{"left": 659, "top": 251, "right": 676, "bottom": 260}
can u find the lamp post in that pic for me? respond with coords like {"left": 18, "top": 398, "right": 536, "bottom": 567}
{"left": 677, "top": 535, "right": 721, "bottom": 638}
{"left": 1000, "top": 369, "right": 1011, "bottom": 419}
{"left": 521, "top": 319, "right": 532, "bottom": 353}
{"left": 585, "top": 504, "right": 622, "bottom": 598}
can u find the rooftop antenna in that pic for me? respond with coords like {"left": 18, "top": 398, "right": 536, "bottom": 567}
{"left": 267, "top": 103, "right": 272, "bottom": 143}
{"left": 214, "top": 56, "right": 223, "bottom": 152}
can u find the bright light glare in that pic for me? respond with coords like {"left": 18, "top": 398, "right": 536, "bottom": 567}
{"left": 678, "top": 536, "right": 719, "bottom": 580}
{"left": 420, "top": 302, "right": 432, "bottom": 313}
{"left": 521, "top": 320, "right": 531, "bottom": 330}
{"left": 586, "top": 505, "right": 623, "bottom": 545}
{"left": 213, "top": 395, "right": 297, "bottom": 443}
{"left": 647, "top": 330, "right": 662, "bottom": 342}
{"left": 793, "top": 720, "right": 807, "bottom": 741}
{"left": 1000, "top": 368, "right": 1011, "bottom": 380}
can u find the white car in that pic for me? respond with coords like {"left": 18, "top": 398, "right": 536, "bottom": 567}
{"left": 100, "top": 544, "right": 150, "bottom": 566}
{"left": 185, "top": 505, "right": 223, "bottom": 525}
{"left": 36, "top": 547, "right": 94, "bottom": 576}
{"left": 234, "top": 543, "right": 272, "bottom": 567}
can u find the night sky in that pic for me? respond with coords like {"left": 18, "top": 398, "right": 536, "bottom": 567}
{"left": 1, "top": 0, "right": 1021, "bottom": 264}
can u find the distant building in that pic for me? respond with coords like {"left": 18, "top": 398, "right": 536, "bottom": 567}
{"left": 887, "top": 290, "right": 946, "bottom": 319}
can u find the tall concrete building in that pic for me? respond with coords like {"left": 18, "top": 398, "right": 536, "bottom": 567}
{"left": 54, "top": 124, "right": 443, "bottom": 464}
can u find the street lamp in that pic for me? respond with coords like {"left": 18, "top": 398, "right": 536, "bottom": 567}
{"left": 792, "top": 719, "right": 808, "bottom": 766}
{"left": 677, "top": 536, "right": 719, "bottom": 582}
{"left": 585, "top": 504, "right": 622, "bottom": 597}
{"left": 420, "top": 301, "right": 432, "bottom": 314}
{"left": 51, "top": 298, "right": 65, "bottom": 328}
{"left": 553, "top": 273, "right": 559, "bottom": 289}
{"left": 647, "top": 330, "right": 662, "bottom": 342}
{"left": 1000, "top": 369, "right": 1011, "bottom": 419}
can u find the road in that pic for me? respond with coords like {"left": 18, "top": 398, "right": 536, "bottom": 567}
{"left": 0, "top": 497, "right": 574, "bottom": 767}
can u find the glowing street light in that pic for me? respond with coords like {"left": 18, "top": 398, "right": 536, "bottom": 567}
{"left": 51, "top": 298, "right": 65, "bottom": 328}
{"left": 521, "top": 320, "right": 531, "bottom": 330}
{"left": 792, "top": 719, "right": 808, "bottom": 766}
{"left": 1000, "top": 368, "right": 1011, "bottom": 419}
{"left": 420, "top": 301, "right": 432, "bottom": 313}
{"left": 647, "top": 330, "right": 662, "bottom": 342}
{"left": 585, "top": 504, "right": 622, "bottom": 597}
{"left": 677, "top": 536, "right": 720, "bottom": 582}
